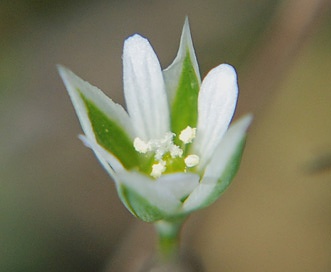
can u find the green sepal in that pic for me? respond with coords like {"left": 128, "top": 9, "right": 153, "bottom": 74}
{"left": 117, "top": 184, "right": 167, "bottom": 222}
{"left": 170, "top": 51, "right": 199, "bottom": 139}
{"left": 80, "top": 92, "right": 139, "bottom": 169}
{"left": 199, "top": 137, "right": 247, "bottom": 209}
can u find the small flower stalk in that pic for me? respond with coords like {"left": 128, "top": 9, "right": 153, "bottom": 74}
{"left": 58, "top": 18, "right": 252, "bottom": 263}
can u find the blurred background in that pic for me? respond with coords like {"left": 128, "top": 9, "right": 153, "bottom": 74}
{"left": 1, "top": 0, "right": 331, "bottom": 271}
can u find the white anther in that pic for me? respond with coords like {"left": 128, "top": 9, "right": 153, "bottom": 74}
{"left": 184, "top": 154, "right": 200, "bottom": 168}
{"left": 151, "top": 161, "right": 166, "bottom": 178}
{"left": 135, "top": 132, "right": 184, "bottom": 166}
{"left": 169, "top": 145, "right": 183, "bottom": 158}
{"left": 162, "top": 132, "right": 175, "bottom": 144}
{"left": 133, "top": 137, "right": 150, "bottom": 153}
{"left": 154, "top": 149, "right": 165, "bottom": 161}
{"left": 179, "top": 126, "right": 196, "bottom": 144}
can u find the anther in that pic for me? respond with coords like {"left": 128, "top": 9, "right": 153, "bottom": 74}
{"left": 151, "top": 161, "right": 166, "bottom": 178}
{"left": 133, "top": 138, "right": 150, "bottom": 153}
{"left": 179, "top": 126, "right": 196, "bottom": 144}
{"left": 184, "top": 154, "right": 200, "bottom": 168}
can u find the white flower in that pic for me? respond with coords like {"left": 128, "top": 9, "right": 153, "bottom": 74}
{"left": 58, "top": 18, "right": 252, "bottom": 222}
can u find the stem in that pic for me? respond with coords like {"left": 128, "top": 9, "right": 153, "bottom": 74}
{"left": 154, "top": 217, "right": 186, "bottom": 262}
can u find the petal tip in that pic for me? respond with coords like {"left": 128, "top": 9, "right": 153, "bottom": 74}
{"left": 124, "top": 34, "right": 150, "bottom": 55}
{"left": 125, "top": 33, "right": 145, "bottom": 43}
{"left": 215, "top": 63, "right": 237, "bottom": 81}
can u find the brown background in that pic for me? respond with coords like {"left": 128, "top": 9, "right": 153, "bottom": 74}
{"left": 1, "top": 0, "right": 331, "bottom": 271}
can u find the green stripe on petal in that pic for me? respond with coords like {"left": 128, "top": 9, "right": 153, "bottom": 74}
{"left": 80, "top": 93, "right": 139, "bottom": 169}
{"left": 170, "top": 51, "right": 199, "bottom": 138}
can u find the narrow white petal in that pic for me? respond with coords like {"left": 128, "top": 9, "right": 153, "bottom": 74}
{"left": 183, "top": 114, "right": 253, "bottom": 212}
{"left": 194, "top": 64, "right": 238, "bottom": 169}
{"left": 115, "top": 171, "right": 182, "bottom": 214}
{"left": 163, "top": 17, "right": 201, "bottom": 103}
{"left": 155, "top": 173, "right": 200, "bottom": 200}
{"left": 58, "top": 65, "right": 135, "bottom": 140}
{"left": 123, "top": 34, "right": 170, "bottom": 141}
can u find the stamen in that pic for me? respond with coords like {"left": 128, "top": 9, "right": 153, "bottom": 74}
{"left": 184, "top": 154, "right": 200, "bottom": 168}
{"left": 179, "top": 126, "right": 196, "bottom": 144}
{"left": 133, "top": 137, "right": 150, "bottom": 153}
{"left": 134, "top": 132, "right": 187, "bottom": 178}
{"left": 170, "top": 145, "right": 183, "bottom": 158}
{"left": 134, "top": 132, "right": 183, "bottom": 160}
{"left": 151, "top": 161, "right": 166, "bottom": 178}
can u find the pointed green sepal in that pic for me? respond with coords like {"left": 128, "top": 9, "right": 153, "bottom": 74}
{"left": 117, "top": 184, "right": 167, "bottom": 222}
{"left": 197, "top": 137, "right": 246, "bottom": 209}
{"left": 114, "top": 171, "right": 184, "bottom": 222}
{"left": 163, "top": 18, "right": 200, "bottom": 138}
{"left": 80, "top": 94, "right": 139, "bottom": 169}
{"left": 57, "top": 65, "right": 139, "bottom": 170}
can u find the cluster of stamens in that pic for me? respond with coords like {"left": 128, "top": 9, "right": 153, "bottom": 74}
{"left": 133, "top": 126, "right": 200, "bottom": 178}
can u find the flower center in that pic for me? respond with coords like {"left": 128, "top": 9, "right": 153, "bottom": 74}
{"left": 133, "top": 126, "right": 200, "bottom": 178}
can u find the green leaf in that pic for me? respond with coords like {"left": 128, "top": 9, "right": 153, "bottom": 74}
{"left": 170, "top": 51, "right": 199, "bottom": 139}
{"left": 118, "top": 184, "right": 167, "bottom": 222}
{"left": 80, "top": 92, "right": 139, "bottom": 169}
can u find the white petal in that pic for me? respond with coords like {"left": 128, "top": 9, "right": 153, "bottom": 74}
{"left": 123, "top": 34, "right": 170, "bottom": 141}
{"left": 58, "top": 65, "right": 135, "bottom": 140}
{"left": 183, "top": 114, "right": 253, "bottom": 212}
{"left": 194, "top": 64, "right": 238, "bottom": 169}
{"left": 115, "top": 171, "right": 182, "bottom": 214}
{"left": 155, "top": 172, "right": 200, "bottom": 200}
{"left": 163, "top": 17, "right": 201, "bottom": 103}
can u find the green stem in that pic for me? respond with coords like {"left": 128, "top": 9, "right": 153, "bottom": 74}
{"left": 154, "top": 217, "right": 186, "bottom": 262}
